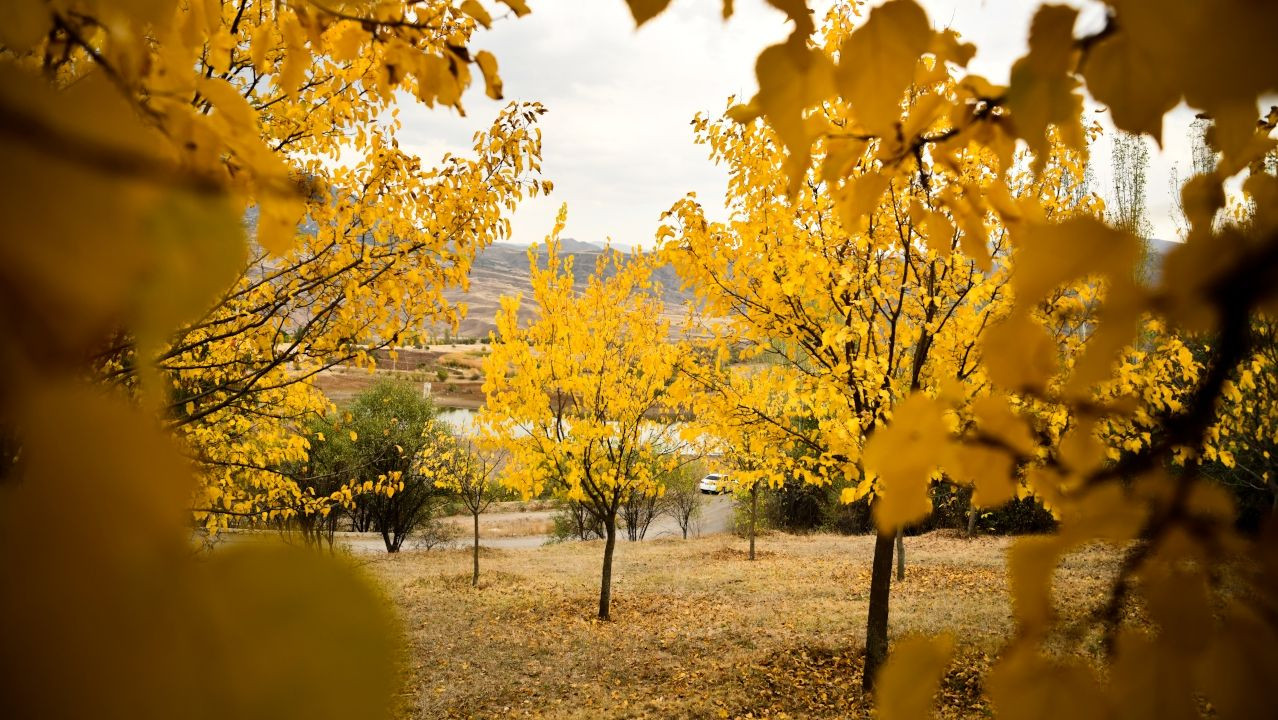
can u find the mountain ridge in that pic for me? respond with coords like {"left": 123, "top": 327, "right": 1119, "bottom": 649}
{"left": 439, "top": 239, "right": 692, "bottom": 339}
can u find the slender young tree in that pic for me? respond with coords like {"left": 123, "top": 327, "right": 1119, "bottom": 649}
{"left": 480, "top": 210, "right": 689, "bottom": 620}
{"left": 436, "top": 439, "right": 506, "bottom": 586}
{"left": 663, "top": 463, "right": 705, "bottom": 540}
{"left": 1108, "top": 131, "right": 1152, "bottom": 238}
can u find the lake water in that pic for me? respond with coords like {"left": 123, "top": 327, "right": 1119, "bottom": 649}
{"left": 437, "top": 406, "right": 478, "bottom": 435}
{"left": 438, "top": 407, "right": 707, "bottom": 449}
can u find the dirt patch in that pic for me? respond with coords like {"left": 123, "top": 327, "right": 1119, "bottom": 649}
{"left": 311, "top": 367, "right": 487, "bottom": 408}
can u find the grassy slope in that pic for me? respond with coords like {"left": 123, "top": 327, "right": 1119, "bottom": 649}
{"left": 367, "top": 533, "right": 1121, "bottom": 719}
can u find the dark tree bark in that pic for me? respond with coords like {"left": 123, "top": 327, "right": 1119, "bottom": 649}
{"left": 472, "top": 511, "right": 480, "bottom": 587}
{"left": 895, "top": 529, "right": 905, "bottom": 581}
{"left": 863, "top": 528, "right": 895, "bottom": 692}
{"left": 966, "top": 502, "right": 978, "bottom": 538}
{"left": 748, "top": 482, "right": 758, "bottom": 561}
{"left": 599, "top": 514, "right": 618, "bottom": 620}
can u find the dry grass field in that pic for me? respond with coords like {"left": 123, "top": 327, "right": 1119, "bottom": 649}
{"left": 365, "top": 532, "right": 1124, "bottom": 719}
{"left": 437, "top": 509, "right": 556, "bottom": 539}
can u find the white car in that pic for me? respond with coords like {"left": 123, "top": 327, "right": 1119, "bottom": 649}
{"left": 698, "top": 473, "right": 729, "bottom": 494}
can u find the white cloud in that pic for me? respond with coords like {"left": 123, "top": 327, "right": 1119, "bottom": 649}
{"left": 399, "top": 0, "right": 1222, "bottom": 249}
{"left": 398, "top": 1, "right": 793, "bottom": 249}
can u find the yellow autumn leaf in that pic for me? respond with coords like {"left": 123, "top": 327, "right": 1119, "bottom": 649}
{"left": 459, "top": 0, "right": 492, "bottom": 28}
{"left": 864, "top": 394, "right": 950, "bottom": 532}
{"left": 971, "top": 394, "right": 1036, "bottom": 457}
{"left": 1107, "top": 631, "right": 1197, "bottom": 720}
{"left": 981, "top": 313, "right": 1059, "bottom": 392}
{"left": 1082, "top": 24, "right": 1179, "bottom": 143}
{"left": 327, "top": 22, "right": 364, "bottom": 62}
{"left": 1006, "top": 536, "right": 1066, "bottom": 635}
{"left": 875, "top": 634, "right": 955, "bottom": 720}
{"left": 749, "top": 39, "right": 835, "bottom": 191}
{"left": 498, "top": 0, "right": 531, "bottom": 17}
{"left": 623, "top": 0, "right": 673, "bottom": 26}
{"left": 0, "top": 0, "right": 51, "bottom": 51}
{"left": 946, "top": 444, "right": 1015, "bottom": 508}
{"left": 834, "top": 0, "right": 931, "bottom": 135}
{"left": 836, "top": 171, "right": 889, "bottom": 231}
{"left": 987, "top": 647, "right": 1110, "bottom": 720}
{"left": 1004, "top": 5, "right": 1084, "bottom": 157}
{"left": 475, "top": 50, "right": 502, "bottom": 100}
{"left": 1196, "top": 607, "right": 1278, "bottom": 720}
{"left": 196, "top": 77, "right": 258, "bottom": 134}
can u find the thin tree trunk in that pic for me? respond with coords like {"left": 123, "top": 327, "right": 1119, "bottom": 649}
{"left": 749, "top": 483, "right": 758, "bottom": 561}
{"left": 895, "top": 529, "right": 905, "bottom": 581}
{"left": 472, "top": 510, "right": 480, "bottom": 587}
{"left": 966, "top": 502, "right": 977, "bottom": 538}
{"left": 598, "top": 516, "right": 617, "bottom": 620}
{"left": 863, "top": 529, "right": 895, "bottom": 692}
{"left": 381, "top": 528, "right": 395, "bottom": 553}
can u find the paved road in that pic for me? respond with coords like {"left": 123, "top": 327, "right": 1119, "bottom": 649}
{"left": 357, "top": 493, "right": 735, "bottom": 552}
{"left": 211, "top": 494, "right": 737, "bottom": 554}
{"left": 643, "top": 493, "right": 734, "bottom": 540}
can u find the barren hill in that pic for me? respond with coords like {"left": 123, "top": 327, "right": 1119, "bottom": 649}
{"left": 440, "top": 239, "right": 693, "bottom": 339}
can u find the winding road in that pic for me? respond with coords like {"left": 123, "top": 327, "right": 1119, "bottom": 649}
{"left": 208, "top": 494, "right": 737, "bottom": 554}
{"left": 349, "top": 493, "right": 735, "bottom": 552}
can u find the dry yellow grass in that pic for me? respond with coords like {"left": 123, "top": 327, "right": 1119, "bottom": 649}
{"left": 365, "top": 532, "right": 1123, "bottom": 719}
{"left": 438, "top": 351, "right": 488, "bottom": 370}
{"left": 439, "top": 512, "right": 555, "bottom": 539}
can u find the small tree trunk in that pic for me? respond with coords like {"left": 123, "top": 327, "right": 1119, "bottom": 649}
{"left": 895, "top": 529, "right": 905, "bottom": 581}
{"left": 381, "top": 528, "right": 396, "bottom": 553}
{"left": 748, "top": 483, "right": 758, "bottom": 561}
{"left": 863, "top": 529, "right": 895, "bottom": 692}
{"left": 966, "top": 502, "right": 978, "bottom": 538}
{"left": 598, "top": 515, "right": 617, "bottom": 621}
{"left": 472, "top": 510, "right": 480, "bottom": 587}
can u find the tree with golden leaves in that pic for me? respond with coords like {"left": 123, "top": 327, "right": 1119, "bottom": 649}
{"left": 479, "top": 210, "right": 689, "bottom": 620}
{"left": 1, "top": 1, "right": 538, "bottom": 716}
{"left": 434, "top": 436, "right": 506, "bottom": 587}
{"left": 2, "top": 0, "right": 549, "bottom": 529}
{"left": 694, "top": 0, "right": 1278, "bottom": 713}
{"left": 660, "top": 9, "right": 1104, "bottom": 686}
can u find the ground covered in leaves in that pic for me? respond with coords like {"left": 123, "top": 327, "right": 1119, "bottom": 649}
{"left": 365, "top": 532, "right": 1121, "bottom": 719}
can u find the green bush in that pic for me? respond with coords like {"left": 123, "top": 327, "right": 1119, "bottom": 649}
{"left": 306, "top": 379, "right": 451, "bottom": 552}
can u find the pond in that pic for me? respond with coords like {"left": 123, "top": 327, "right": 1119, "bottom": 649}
{"left": 437, "top": 406, "right": 478, "bottom": 435}
{"left": 437, "top": 407, "right": 710, "bottom": 450}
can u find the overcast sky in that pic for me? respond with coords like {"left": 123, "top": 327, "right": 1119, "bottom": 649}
{"left": 398, "top": 0, "right": 1204, "bottom": 249}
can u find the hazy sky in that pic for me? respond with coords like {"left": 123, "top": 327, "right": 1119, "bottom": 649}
{"left": 398, "top": 0, "right": 1202, "bottom": 249}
